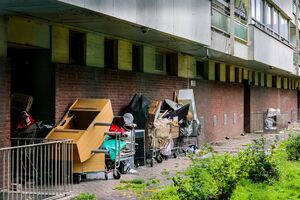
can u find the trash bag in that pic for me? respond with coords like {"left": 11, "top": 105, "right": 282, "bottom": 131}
{"left": 124, "top": 94, "right": 151, "bottom": 129}
{"left": 101, "top": 136, "right": 126, "bottom": 161}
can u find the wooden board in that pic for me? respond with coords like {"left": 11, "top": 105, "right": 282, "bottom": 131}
{"left": 46, "top": 98, "right": 114, "bottom": 172}
{"left": 73, "top": 153, "right": 105, "bottom": 173}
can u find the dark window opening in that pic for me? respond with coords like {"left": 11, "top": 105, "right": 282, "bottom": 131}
{"left": 166, "top": 53, "right": 178, "bottom": 76}
{"left": 155, "top": 52, "right": 164, "bottom": 71}
{"left": 264, "top": 74, "right": 267, "bottom": 86}
{"left": 69, "top": 30, "right": 85, "bottom": 65}
{"left": 257, "top": 72, "right": 261, "bottom": 86}
{"left": 196, "top": 61, "right": 205, "bottom": 79}
{"left": 272, "top": 76, "right": 277, "bottom": 88}
{"left": 215, "top": 63, "right": 220, "bottom": 81}
{"left": 251, "top": 72, "right": 256, "bottom": 85}
{"left": 132, "top": 45, "right": 143, "bottom": 72}
{"left": 234, "top": 67, "right": 239, "bottom": 83}
{"left": 281, "top": 78, "right": 285, "bottom": 89}
{"left": 104, "top": 39, "right": 118, "bottom": 69}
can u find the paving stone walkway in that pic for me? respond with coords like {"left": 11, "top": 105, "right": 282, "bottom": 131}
{"left": 72, "top": 125, "right": 297, "bottom": 200}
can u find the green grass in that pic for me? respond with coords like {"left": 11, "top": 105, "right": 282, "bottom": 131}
{"left": 114, "top": 179, "right": 147, "bottom": 191}
{"left": 72, "top": 192, "right": 97, "bottom": 200}
{"left": 231, "top": 144, "right": 300, "bottom": 200}
{"left": 161, "top": 169, "right": 170, "bottom": 176}
{"left": 144, "top": 185, "right": 179, "bottom": 200}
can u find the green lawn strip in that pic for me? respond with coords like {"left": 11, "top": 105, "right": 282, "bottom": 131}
{"left": 231, "top": 144, "right": 300, "bottom": 200}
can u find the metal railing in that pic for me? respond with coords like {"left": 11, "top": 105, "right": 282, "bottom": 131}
{"left": 250, "top": 112, "right": 264, "bottom": 133}
{"left": 0, "top": 138, "right": 73, "bottom": 200}
{"left": 250, "top": 112, "right": 290, "bottom": 133}
{"left": 211, "top": 4, "right": 248, "bottom": 42}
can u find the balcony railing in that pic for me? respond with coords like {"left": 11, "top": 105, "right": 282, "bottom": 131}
{"left": 211, "top": 5, "right": 248, "bottom": 42}
{"left": 293, "top": 51, "right": 298, "bottom": 66}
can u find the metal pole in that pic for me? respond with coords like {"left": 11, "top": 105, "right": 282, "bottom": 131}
{"left": 230, "top": 0, "right": 235, "bottom": 55}
{"left": 296, "top": 0, "right": 300, "bottom": 75}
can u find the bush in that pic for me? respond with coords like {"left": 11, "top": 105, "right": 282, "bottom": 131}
{"left": 172, "top": 138, "right": 279, "bottom": 199}
{"left": 173, "top": 154, "right": 242, "bottom": 199}
{"left": 72, "top": 193, "right": 97, "bottom": 200}
{"left": 240, "top": 137, "right": 279, "bottom": 183}
{"left": 286, "top": 134, "right": 300, "bottom": 161}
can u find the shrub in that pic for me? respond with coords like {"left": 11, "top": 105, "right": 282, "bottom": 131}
{"left": 173, "top": 138, "right": 279, "bottom": 199}
{"left": 173, "top": 154, "right": 242, "bottom": 200}
{"left": 72, "top": 193, "right": 97, "bottom": 200}
{"left": 286, "top": 134, "right": 300, "bottom": 161}
{"left": 240, "top": 137, "right": 279, "bottom": 183}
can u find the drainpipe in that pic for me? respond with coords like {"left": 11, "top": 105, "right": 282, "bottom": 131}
{"left": 296, "top": 0, "right": 300, "bottom": 75}
{"left": 230, "top": 0, "right": 235, "bottom": 56}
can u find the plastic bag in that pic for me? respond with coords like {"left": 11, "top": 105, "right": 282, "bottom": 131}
{"left": 101, "top": 136, "right": 126, "bottom": 161}
{"left": 161, "top": 136, "right": 174, "bottom": 156}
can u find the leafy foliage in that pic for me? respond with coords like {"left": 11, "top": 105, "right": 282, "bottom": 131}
{"left": 243, "top": 138, "right": 279, "bottom": 183}
{"left": 173, "top": 154, "right": 242, "bottom": 200}
{"left": 231, "top": 142, "right": 300, "bottom": 200}
{"left": 172, "top": 137, "right": 279, "bottom": 199}
{"left": 285, "top": 134, "right": 300, "bottom": 161}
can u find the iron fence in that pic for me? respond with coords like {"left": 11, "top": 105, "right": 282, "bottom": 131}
{"left": 0, "top": 138, "right": 73, "bottom": 200}
{"left": 250, "top": 112, "right": 289, "bottom": 133}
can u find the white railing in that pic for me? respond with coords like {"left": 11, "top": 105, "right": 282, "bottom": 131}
{"left": 0, "top": 138, "right": 73, "bottom": 200}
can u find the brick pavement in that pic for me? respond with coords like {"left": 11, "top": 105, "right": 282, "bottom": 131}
{"left": 72, "top": 156, "right": 190, "bottom": 200}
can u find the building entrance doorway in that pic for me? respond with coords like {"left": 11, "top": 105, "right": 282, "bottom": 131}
{"left": 8, "top": 46, "right": 54, "bottom": 134}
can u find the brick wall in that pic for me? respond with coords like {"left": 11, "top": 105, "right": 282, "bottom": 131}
{"left": 0, "top": 58, "right": 10, "bottom": 148}
{"left": 250, "top": 86, "right": 298, "bottom": 120}
{"left": 55, "top": 64, "right": 245, "bottom": 142}
{"left": 195, "top": 81, "right": 244, "bottom": 142}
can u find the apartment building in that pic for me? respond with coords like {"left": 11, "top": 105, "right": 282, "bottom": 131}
{"left": 0, "top": 0, "right": 299, "bottom": 147}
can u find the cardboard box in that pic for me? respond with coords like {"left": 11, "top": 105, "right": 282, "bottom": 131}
{"left": 11, "top": 93, "right": 34, "bottom": 113}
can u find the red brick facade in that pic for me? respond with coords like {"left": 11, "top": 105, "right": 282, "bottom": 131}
{"left": 195, "top": 81, "right": 244, "bottom": 142}
{"left": 250, "top": 86, "right": 298, "bottom": 120}
{"left": 55, "top": 64, "right": 245, "bottom": 142}
{"left": 0, "top": 58, "right": 10, "bottom": 148}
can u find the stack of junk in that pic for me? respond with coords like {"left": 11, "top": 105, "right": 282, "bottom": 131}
{"left": 38, "top": 89, "right": 201, "bottom": 183}
{"left": 145, "top": 89, "right": 201, "bottom": 166}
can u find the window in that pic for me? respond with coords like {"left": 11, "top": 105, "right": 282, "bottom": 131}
{"left": 104, "top": 39, "right": 118, "bottom": 69}
{"left": 279, "top": 14, "right": 289, "bottom": 40}
{"left": 132, "top": 45, "right": 143, "bottom": 72}
{"left": 251, "top": 0, "right": 290, "bottom": 42}
{"left": 251, "top": 0, "right": 256, "bottom": 19}
{"left": 273, "top": 10, "right": 279, "bottom": 34}
{"left": 155, "top": 52, "right": 164, "bottom": 71}
{"left": 255, "top": 0, "right": 263, "bottom": 23}
{"left": 265, "top": 3, "right": 272, "bottom": 29}
{"left": 196, "top": 61, "right": 205, "bottom": 79}
{"left": 69, "top": 30, "right": 85, "bottom": 65}
{"left": 166, "top": 53, "right": 178, "bottom": 76}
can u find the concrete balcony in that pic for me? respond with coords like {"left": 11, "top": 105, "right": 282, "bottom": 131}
{"left": 248, "top": 25, "right": 294, "bottom": 73}
{"left": 57, "top": 0, "right": 212, "bottom": 47}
